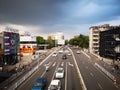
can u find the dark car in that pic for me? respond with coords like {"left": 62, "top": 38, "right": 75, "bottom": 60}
{"left": 32, "top": 77, "right": 46, "bottom": 90}
{"left": 62, "top": 54, "right": 67, "bottom": 59}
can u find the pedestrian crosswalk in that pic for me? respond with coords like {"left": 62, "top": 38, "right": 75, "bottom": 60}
{"left": 44, "top": 61, "right": 74, "bottom": 67}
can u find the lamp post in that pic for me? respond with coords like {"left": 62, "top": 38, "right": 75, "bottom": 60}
{"left": 55, "top": 36, "right": 57, "bottom": 47}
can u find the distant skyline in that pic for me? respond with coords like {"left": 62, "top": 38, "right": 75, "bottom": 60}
{"left": 0, "top": 0, "right": 120, "bottom": 39}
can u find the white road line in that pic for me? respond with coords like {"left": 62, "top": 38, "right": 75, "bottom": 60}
{"left": 44, "top": 62, "right": 51, "bottom": 66}
{"left": 90, "top": 72, "right": 94, "bottom": 77}
{"left": 81, "top": 50, "right": 91, "bottom": 59}
{"left": 15, "top": 49, "right": 59, "bottom": 90}
{"left": 41, "top": 71, "right": 46, "bottom": 77}
{"left": 52, "top": 62, "right": 56, "bottom": 67}
{"left": 61, "top": 62, "right": 64, "bottom": 67}
{"left": 48, "top": 62, "right": 60, "bottom": 88}
{"left": 68, "top": 62, "right": 74, "bottom": 67}
{"left": 98, "top": 83, "right": 103, "bottom": 90}
{"left": 65, "top": 62, "right": 68, "bottom": 90}
{"left": 68, "top": 47, "right": 87, "bottom": 90}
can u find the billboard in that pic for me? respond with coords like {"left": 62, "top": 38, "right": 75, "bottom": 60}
{"left": 4, "top": 32, "right": 19, "bottom": 55}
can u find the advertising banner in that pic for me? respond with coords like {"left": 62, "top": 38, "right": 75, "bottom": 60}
{"left": 4, "top": 32, "right": 19, "bottom": 55}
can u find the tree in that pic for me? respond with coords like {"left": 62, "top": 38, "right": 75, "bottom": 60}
{"left": 36, "top": 36, "right": 46, "bottom": 49}
{"left": 65, "top": 40, "right": 69, "bottom": 45}
{"left": 69, "top": 34, "right": 89, "bottom": 49}
{"left": 46, "top": 36, "right": 55, "bottom": 49}
{"left": 36, "top": 36, "right": 45, "bottom": 44}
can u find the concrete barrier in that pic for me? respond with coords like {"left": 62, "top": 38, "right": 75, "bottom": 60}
{"left": 95, "top": 62, "right": 116, "bottom": 82}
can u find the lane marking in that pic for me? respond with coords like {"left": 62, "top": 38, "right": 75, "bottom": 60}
{"left": 68, "top": 62, "right": 74, "bottom": 67}
{"left": 68, "top": 47, "right": 87, "bottom": 90}
{"left": 81, "top": 50, "right": 91, "bottom": 59}
{"left": 44, "top": 62, "right": 51, "bottom": 66}
{"left": 61, "top": 62, "right": 64, "bottom": 67}
{"left": 48, "top": 62, "right": 60, "bottom": 88}
{"left": 98, "top": 83, "right": 103, "bottom": 90}
{"left": 13, "top": 49, "right": 60, "bottom": 90}
{"left": 90, "top": 72, "right": 94, "bottom": 77}
{"left": 65, "top": 62, "right": 68, "bottom": 90}
{"left": 41, "top": 71, "right": 46, "bottom": 77}
{"left": 52, "top": 62, "right": 56, "bottom": 67}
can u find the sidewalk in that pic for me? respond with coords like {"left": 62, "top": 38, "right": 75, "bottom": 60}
{"left": 97, "top": 59, "right": 120, "bottom": 86}
{"left": 90, "top": 53, "right": 120, "bottom": 87}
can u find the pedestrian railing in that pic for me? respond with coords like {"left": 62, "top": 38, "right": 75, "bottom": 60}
{"left": 95, "top": 62, "right": 116, "bottom": 82}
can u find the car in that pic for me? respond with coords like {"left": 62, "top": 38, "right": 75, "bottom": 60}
{"left": 76, "top": 50, "right": 81, "bottom": 54}
{"left": 32, "top": 78, "right": 46, "bottom": 90}
{"left": 45, "top": 65, "right": 49, "bottom": 71}
{"left": 52, "top": 53, "right": 57, "bottom": 57}
{"left": 67, "top": 53, "right": 71, "bottom": 56}
{"left": 48, "top": 79, "right": 61, "bottom": 90}
{"left": 59, "top": 50, "right": 63, "bottom": 54}
{"left": 55, "top": 67, "right": 64, "bottom": 78}
{"left": 62, "top": 54, "right": 67, "bottom": 59}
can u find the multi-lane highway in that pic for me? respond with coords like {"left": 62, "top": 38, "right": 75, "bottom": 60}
{"left": 72, "top": 48, "right": 118, "bottom": 90}
{"left": 16, "top": 48, "right": 82, "bottom": 90}
{"left": 15, "top": 47, "right": 118, "bottom": 90}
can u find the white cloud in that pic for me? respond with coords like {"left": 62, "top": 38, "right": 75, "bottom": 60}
{"left": 95, "top": 16, "right": 120, "bottom": 26}
{"left": 0, "top": 23, "right": 44, "bottom": 36}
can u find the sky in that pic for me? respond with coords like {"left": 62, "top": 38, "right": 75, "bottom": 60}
{"left": 0, "top": 0, "right": 120, "bottom": 39}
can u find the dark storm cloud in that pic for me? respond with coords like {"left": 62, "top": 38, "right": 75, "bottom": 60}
{"left": 0, "top": 0, "right": 120, "bottom": 39}
{"left": 0, "top": 0, "right": 68, "bottom": 25}
{"left": 0, "top": 0, "right": 120, "bottom": 25}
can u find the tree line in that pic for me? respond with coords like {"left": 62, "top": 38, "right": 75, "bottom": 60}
{"left": 36, "top": 34, "right": 89, "bottom": 49}
{"left": 68, "top": 34, "right": 89, "bottom": 49}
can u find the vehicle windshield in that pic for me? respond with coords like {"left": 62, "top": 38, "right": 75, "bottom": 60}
{"left": 33, "top": 82, "right": 43, "bottom": 86}
{"left": 57, "top": 68, "right": 63, "bottom": 73}
{"left": 50, "top": 85, "right": 58, "bottom": 90}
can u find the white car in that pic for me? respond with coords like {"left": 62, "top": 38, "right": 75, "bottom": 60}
{"left": 68, "top": 53, "right": 71, "bottom": 56}
{"left": 52, "top": 53, "right": 57, "bottom": 57}
{"left": 48, "top": 79, "right": 61, "bottom": 90}
{"left": 76, "top": 50, "right": 81, "bottom": 54}
{"left": 59, "top": 50, "right": 63, "bottom": 53}
{"left": 55, "top": 67, "right": 64, "bottom": 78}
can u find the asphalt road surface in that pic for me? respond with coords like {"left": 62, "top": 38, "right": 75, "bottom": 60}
{"left": 16, "top": 48, "right": 82, "bottom": 90}
{"left": 15, "top": 47, "right": 118, "bottom": 90}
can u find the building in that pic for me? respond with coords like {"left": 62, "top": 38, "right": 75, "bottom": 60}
{"left": 99, "top": 26, "right": 120, "bottom": 60}
{"left": 89, "top": 24, "right": 111, "bottom": 55}
{"left": 20, "top": 32, "right": 37, "bottom": 55}
{"left": 0, "top": 27, "right": 20, "bottom": 66}
{"left": 49, "top": 32, "right": 65, "bottom": 46}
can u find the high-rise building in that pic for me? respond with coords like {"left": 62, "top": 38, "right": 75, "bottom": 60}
{"left": 99, "top": 26, "right": 120, "bottom": 60}
{"left": 89, "top": 24, "right": 110, "bottom": 55}
{"left": 48, "top": 32, "right": 65, "bottom": 46}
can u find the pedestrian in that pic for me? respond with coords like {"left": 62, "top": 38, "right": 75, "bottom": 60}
{"left": 114, "top": 65, "right": 119, "bottom": 70}
{"left": 112, "top": 67, "right": 115, "bottom": 73}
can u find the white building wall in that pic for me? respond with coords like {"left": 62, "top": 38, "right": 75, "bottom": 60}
{"left": 20, "top": 36, "right": 36, "bottom": 42}
{"left": 55, "top": 32, "right": 65, "bottom": 45}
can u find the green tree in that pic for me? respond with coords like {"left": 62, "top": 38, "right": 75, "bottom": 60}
{"left": 65, "top": 40, "right": 69, "bottom": 45}
{"left": 46, "top": 36, "right": 55, "bottom": 49}
{"left": 36, "top": 36, "right": 45, "bottom": 44}
{"left": 36, "top": 36, "right": 46, "bottom": 49}
{"left": 69, "top": 34, "right": 89, "bottom": 49}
